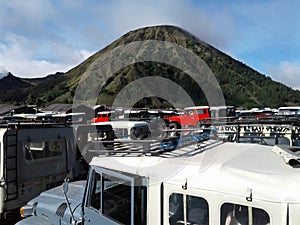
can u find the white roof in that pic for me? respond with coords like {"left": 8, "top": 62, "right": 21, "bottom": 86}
{"left": 52, "top": 112, "right": 86, "bottom": 117}
{"left": 278, "top": 106, "right": 300, "bottom": 110}
{"left": 92, "top": 120, "right": 149, "bottom": 127}
{"left": 184, "top": 106, "right": 209, "bottom": 110}
{"left": 90, "top": 141, "right": 300, "bottom": 203}
{"left": 210, "top": 106, "right": 235, "bottom": 109}
{"left": 97, "top": 111, "right": 113, "bottom": 114}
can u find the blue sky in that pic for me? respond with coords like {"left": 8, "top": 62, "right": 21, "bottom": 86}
{"left": 0, "top": 0, "right": 299, "bottom": 89}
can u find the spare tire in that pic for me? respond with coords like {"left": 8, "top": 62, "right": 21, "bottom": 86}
{"left": 130, "top": 127, "right": 138, "bottom": 139}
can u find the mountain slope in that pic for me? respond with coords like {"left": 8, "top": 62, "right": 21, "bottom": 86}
{"left": 0, "top": 25, "right": 299, "bottom": 108}
{"left": 0, "top": 72, "right": 33, "bottom": 89}
{"left": 65, "top": 25, "right": 300, "bottom": 108}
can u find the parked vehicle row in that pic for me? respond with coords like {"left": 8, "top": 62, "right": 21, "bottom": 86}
{"left": 0, "top": 105, "right": 299, "bottom": 224}
{"left": 92, "top": 106, "right": 300, "bottom": 129}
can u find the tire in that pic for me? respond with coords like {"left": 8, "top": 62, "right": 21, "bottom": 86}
{"left": 130, "top": 127, "right": 138, "bottom": 139}
{"left": 169, "top": 122, "right": 180, "bottom": 129}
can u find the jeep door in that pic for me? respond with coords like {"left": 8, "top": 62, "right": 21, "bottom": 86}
{"left": 84, "top": 166, "right": 147, "bottom": 225}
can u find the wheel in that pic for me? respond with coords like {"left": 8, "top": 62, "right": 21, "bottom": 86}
{"left": 130, "top": 127, "right": 138, "bottom": 139}
{"left": 169, "top": 122, "right": 179, "bottom": 130}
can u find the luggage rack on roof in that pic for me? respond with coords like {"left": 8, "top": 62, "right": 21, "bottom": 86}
{"left": 215, "top": 123, "right": 300, "bottom": 146}
{"left": 0, "top": 113, "right": 86, "bottom": 126}
{"left": 201, "top": 115, "right": 300, "bottom": 126}
{"left": 0, "top": 119, "right": 71, "bottom": 128}
{"left": 79, "top": 122, "right": 300, "bottom": 160}
{"left": 79, "top": 128, "right": 219, "bottom": 159}
{"left": 82, "top": 138, "right": 220, "bottom": 159}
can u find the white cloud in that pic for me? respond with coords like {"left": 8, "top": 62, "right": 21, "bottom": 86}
{"left": 99, "top": 0, "right": 236, "bottom": 51}
{"left": 0, "top": 0, "right": 299, "bottom": 89}
{"left": 266, "top": 61, "right": 300, "bottom": 90}
{"left": 0, "top": 33, "right": 94, "bottom": 77}
{"left": 0, "top": 66, "right": 9, "bottom": 79}
{"left": 0, "top": 0, "right": 239, "bottom": 78}
{"left": 0, "top": 0, "right": 104, "bottom": 77}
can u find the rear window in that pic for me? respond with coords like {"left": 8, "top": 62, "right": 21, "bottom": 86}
{"left": 24, "top": 139, "right": 64, "bottom": 160}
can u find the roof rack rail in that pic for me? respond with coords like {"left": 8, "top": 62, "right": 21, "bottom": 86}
{"left": 81, "top": 128, "right": 218, "bottom": 158}
{"left": 0, "top": 120, "right": 70, "bottom": 128}
{"left": 0, "top": 112, "right": 87, "bottom": 126}
{"left": 215, "top": 123, "right": 300, "bottom": 146}
{"left": 82, "top": 138, "right": 220, "bottom": 159}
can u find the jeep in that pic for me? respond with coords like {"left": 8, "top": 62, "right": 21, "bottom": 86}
{"left": 168, "top": 106, "right": 210, "bottom": 129}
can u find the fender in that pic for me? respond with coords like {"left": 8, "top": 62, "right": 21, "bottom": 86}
{"left": 15, "top": 216, "right": 54, "bottom": 225}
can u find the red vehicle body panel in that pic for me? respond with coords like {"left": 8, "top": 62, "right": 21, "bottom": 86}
{"left": 168, "top": 106, "right": 211, "bottom": 128}
{"left": 92, "top": 112, "right": 111, "bottom": 123}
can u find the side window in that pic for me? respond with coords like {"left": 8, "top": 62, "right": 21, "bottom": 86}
{"left": 169, "top": 193, "right": 184, "bottom": 223}
{"left": 220, "top": 203, "right": 270, "bottom": 225}
{"left": 196, "top": 109, "right": 205, "bottom": 115}
{"left": 114, "top": 128, "right": 122, "bottom": 137}
{"left": 24, "top": 139, "right": 64, "bottom": 160}
{"left": 102, "top": 174, "right": 131, "bottom": 224}
{"left": 115, "top": 128, "right": 128, "bottom": 137}
{"left": 185, "top": 110, "right": 193, "bottom": 115}
{"left": 169, "top": 193, "right": 209, "bottom": 225}
{"left": 87, "top": 172, "right": 101, "bottom": 211}
{"left": 211, "top": 110, "right": 217, "bottom": 118}
{"left": 86, "top": 170, "right": 147, "bottom": 225}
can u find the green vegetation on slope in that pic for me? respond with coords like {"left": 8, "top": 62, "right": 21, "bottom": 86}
{"left": 0, "top": 25, "right": 299, "bottom": 109}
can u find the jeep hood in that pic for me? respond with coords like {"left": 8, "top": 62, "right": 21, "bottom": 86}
{"left": 26, "top": 180, "right": 86, "bottom": 224}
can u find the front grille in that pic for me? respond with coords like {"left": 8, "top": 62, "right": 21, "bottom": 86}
{"left": 56, "top": 203, "right": 67, "bottom": 217}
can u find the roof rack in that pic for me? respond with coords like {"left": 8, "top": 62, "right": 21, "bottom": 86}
{"left": 0, "top": 113, "right": 87, "bottom": 126}
{"left": 202, "top": 116, "right": 300, "bottom": 126}
{"left": 215, "top": 123, "right": 300, "bottom": 146}
{"left": 79, "top": 123, "right": 300, "bottom": 159}
{"left": 83, "top": 138, "right": 221, "bottom": 159}
{"left": 80, "top": 127, "right": 219, "bottom": 158}
{"left": 0, "top": 120, "right": 70, "bottom": 128}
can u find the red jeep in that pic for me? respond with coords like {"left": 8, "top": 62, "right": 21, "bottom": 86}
{"left": 168, "top": 106, "right": 211, "bottom": 129}
{"left": 92, "top": 111, "right": 111, "bottom": 123}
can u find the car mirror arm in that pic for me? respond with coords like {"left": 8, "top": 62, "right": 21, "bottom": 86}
{"left": 63, "top": 177, "right": 76, "bottom": 223}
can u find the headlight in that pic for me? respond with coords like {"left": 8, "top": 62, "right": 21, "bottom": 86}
{"left": 20, "top": 205, "right": 34, "bottom": 217}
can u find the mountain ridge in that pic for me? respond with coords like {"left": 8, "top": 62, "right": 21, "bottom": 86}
{"left": 0, "top": 25, "right": 299, "bottom": 108}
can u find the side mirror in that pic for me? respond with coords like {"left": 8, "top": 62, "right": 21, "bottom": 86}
{"left": 62, "top": 177, "right": 75, "bottom": 222}
{"left": 63, "top": 177, "right": 69, "bottom": 194}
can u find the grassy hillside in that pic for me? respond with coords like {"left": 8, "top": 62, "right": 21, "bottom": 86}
{"left": 1, "top": 25, "right": 299, "bottom": 108}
